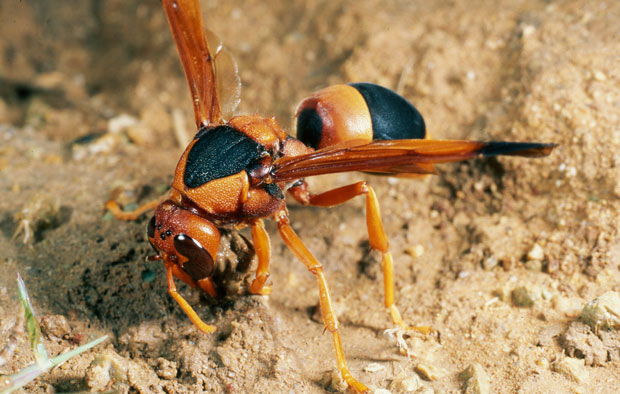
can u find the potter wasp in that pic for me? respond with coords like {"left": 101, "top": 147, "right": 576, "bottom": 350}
{"left": 106, "top": 0, "right": 555, "bottom": 391}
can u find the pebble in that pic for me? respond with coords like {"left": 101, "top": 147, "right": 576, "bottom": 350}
{"left": 86, "top": 349, "right": 161, "bottom": 392}
{"left": 562, "top": 321, "right": 608, "bottom": 366}
{"left": 155, "top": 357, "right": 177, "bottom": 380}
{"left": 524, "top": 260, "right": 543, "bottom": 271}
{"left": 511, "top": 285, "right": 540, "bottom": 307}
{"left": 493, "top": 284, "right": 511, "bottom": 302}
{"left": 553, "top": 296, "right": 584, "bottom": 318}
{"left": 553, "top": 357, "right": 589, "bottom": 383}
{"left": 108, "top": 113, "right": 139, "bottom": 134}
{"left": 460, "top": 363, "right": 490, "bottom": 394}
{"left": 405, "top": 244, "right": 425, "bottom": 258}
{"left": 580, "top": 291, "right": 620, "bottom": 330}
{"left": 39, "top": 315, "right": 71, "bottom": 338}
{"left": 389, "top": 372, "right": 421, "bottom": 392}
{"left": 482, "top": 256, "right": 498, "bottom": 271}
{"left": 527, "top": 243, "right": 544, "bottom": 261}
{"left": 416, "top": 363, "right": 441, "bottom": 381}
{"left": 592, "top": 69, "right": 607, "bottom": 81}
{"left": 364, "top": 363, "right": 385, "bottom": 373}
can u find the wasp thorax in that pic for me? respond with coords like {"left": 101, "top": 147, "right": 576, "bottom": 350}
{"left": 247, "top": 154, "right": 273, "bottom": 185}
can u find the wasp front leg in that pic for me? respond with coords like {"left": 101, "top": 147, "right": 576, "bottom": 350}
{"left": 165, "top": 261, "right": 216, "bottom": 333}
{"left": 289, "top": 181, "right": 430, "bottom": 334}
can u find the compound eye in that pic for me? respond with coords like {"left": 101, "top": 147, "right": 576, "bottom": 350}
{"left": 147, "top": 216, "right": 156, "bottom": 238}
{"left": 174, "top": 234, "right": 215, "bottom": 281}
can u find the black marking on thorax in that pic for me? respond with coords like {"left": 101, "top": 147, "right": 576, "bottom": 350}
{"left": 350, "top": 82, "right": 426, "bottom": 141}
{"left": 263, "top": 182, "right": 284, "bottom": 199}
{"left": 184, "top": 125, "right": 266, "bottom": 189}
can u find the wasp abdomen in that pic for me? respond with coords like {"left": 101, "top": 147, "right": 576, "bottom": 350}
{"left": 295, "top": 83, "right": 426, "bottom": 151}
{"left": 350, "top": 83, "right": 425, "bottom": 141}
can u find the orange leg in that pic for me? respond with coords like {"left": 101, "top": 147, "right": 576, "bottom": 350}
{"left": 169, "top": 263, "right": 218, "bottom": 299}
{"left": 105, "top": 193, "right": 168, "bottom": 221}
{"left": 197, "top": 277, "right": 219, "bottom": 299}
{"left": 290, "top": 181, "right": 430, "bottom": 334}
{"left": 274, "top": 209, "right": 368, "bottom": 393}
{"left": 249, "top": 219, "right": 272, "bottom": 295}
{"left": 166, "top": 261, "right": 216, "bottom": 333}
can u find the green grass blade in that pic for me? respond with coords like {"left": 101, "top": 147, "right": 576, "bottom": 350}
{"left": 1, "top": 274, "right": 109, "bottom": 394}
{"left": 0, "top": 335, "right": 108, "bottom": 394}
{"left": 16, "top": 273, "right": 48, "bottom": 365}
{"left": 49, "top": 335, "right": 108, "bottom": 366}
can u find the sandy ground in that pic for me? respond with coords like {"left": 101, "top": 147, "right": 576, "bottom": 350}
{"left": 1, "top": 0, "right": 620, "bottom": 393}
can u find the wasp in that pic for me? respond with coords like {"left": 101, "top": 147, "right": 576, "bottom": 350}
{"left": 106, "top": 0, "right": 555, "bottom": 392}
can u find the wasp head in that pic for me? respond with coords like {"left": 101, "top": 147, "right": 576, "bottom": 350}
{"left": 147, "top": 200, "right": 220, "bottom": 283}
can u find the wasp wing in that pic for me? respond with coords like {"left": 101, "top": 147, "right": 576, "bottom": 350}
{"left": 205, "top": 29, "right": 241, "bottom": 121}
{"left": 272, "top": 139, "right": 555, "bottom": 182}
{"left": 163, "top": 0, "right": 222, "bottom": 127}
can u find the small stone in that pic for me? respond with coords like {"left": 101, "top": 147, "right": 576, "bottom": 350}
{"left": 460, "top": 363, "right": 490, "bottom": 394}
{"left": 527, "top": 243, "right": 544, "bottom": 261}
{"left": 493, "top": 284, "right": 511, "bottom": 302}
{"left": 108, "top": 113, "right": 139, "bottom": 134}
{"left": 553, "top": 296, "right": 584, "bottom": 318}
{"left": 511, "top": 285, "right": 540, "bottom": 307}
{"left": 536, "top": 358, "right": 550, "bottom": 369}
{"left": 562, "top": 321, "right": 607, "bottom": 366}
{"left": 524, "top": 260, "right": 543, "bottom": 271}
{"left": 581, "top": 291, "right": 620, "bottom": 330}
{"left": 125, "top": 123, "right": 152, "bottom": 146}
{"left": 482, "top": 256, "right": 498, "bottom": 271}
{"left": 40, "top": 315, "right": 71, "bottom": 338}
{"left": 364, "top": 363, "right": 385, "bottom": 373}
{"left": 155, "top": 357, "right": 177, "bottom": 380}
{"left": 416, "top": 363, "right": 441, "bottom": 381}
{"left": 389, "top": 371, "right": 421, "bottom": 392}
{"left": 86, "top": 349, "right": 161, "bottom": 392}
{"left": 545, "top": 259, "right": 560, "bottom": 274}
{"left": 592, "top": 70, "right": 607, "bottom": 81}
{"left": 553, "top": 357, "right": 589, "bottom": 383}
{"left": 405, "top": 244, "right": 425, "bottom": 258}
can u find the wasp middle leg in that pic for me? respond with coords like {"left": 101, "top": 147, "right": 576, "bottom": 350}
{"left": 248, "top": 219, "right": 272, "bottom": 295}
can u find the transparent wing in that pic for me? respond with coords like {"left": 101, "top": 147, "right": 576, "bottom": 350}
{"left": 206, "top": 29, "right": 241, "bottom": 120}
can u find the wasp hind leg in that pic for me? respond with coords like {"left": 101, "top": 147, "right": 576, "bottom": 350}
{"left": 289, "top": 181, "right": 431, "bottom": 335}
{"left": 275, "top": 210, "right": 369, "bottom": 393}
